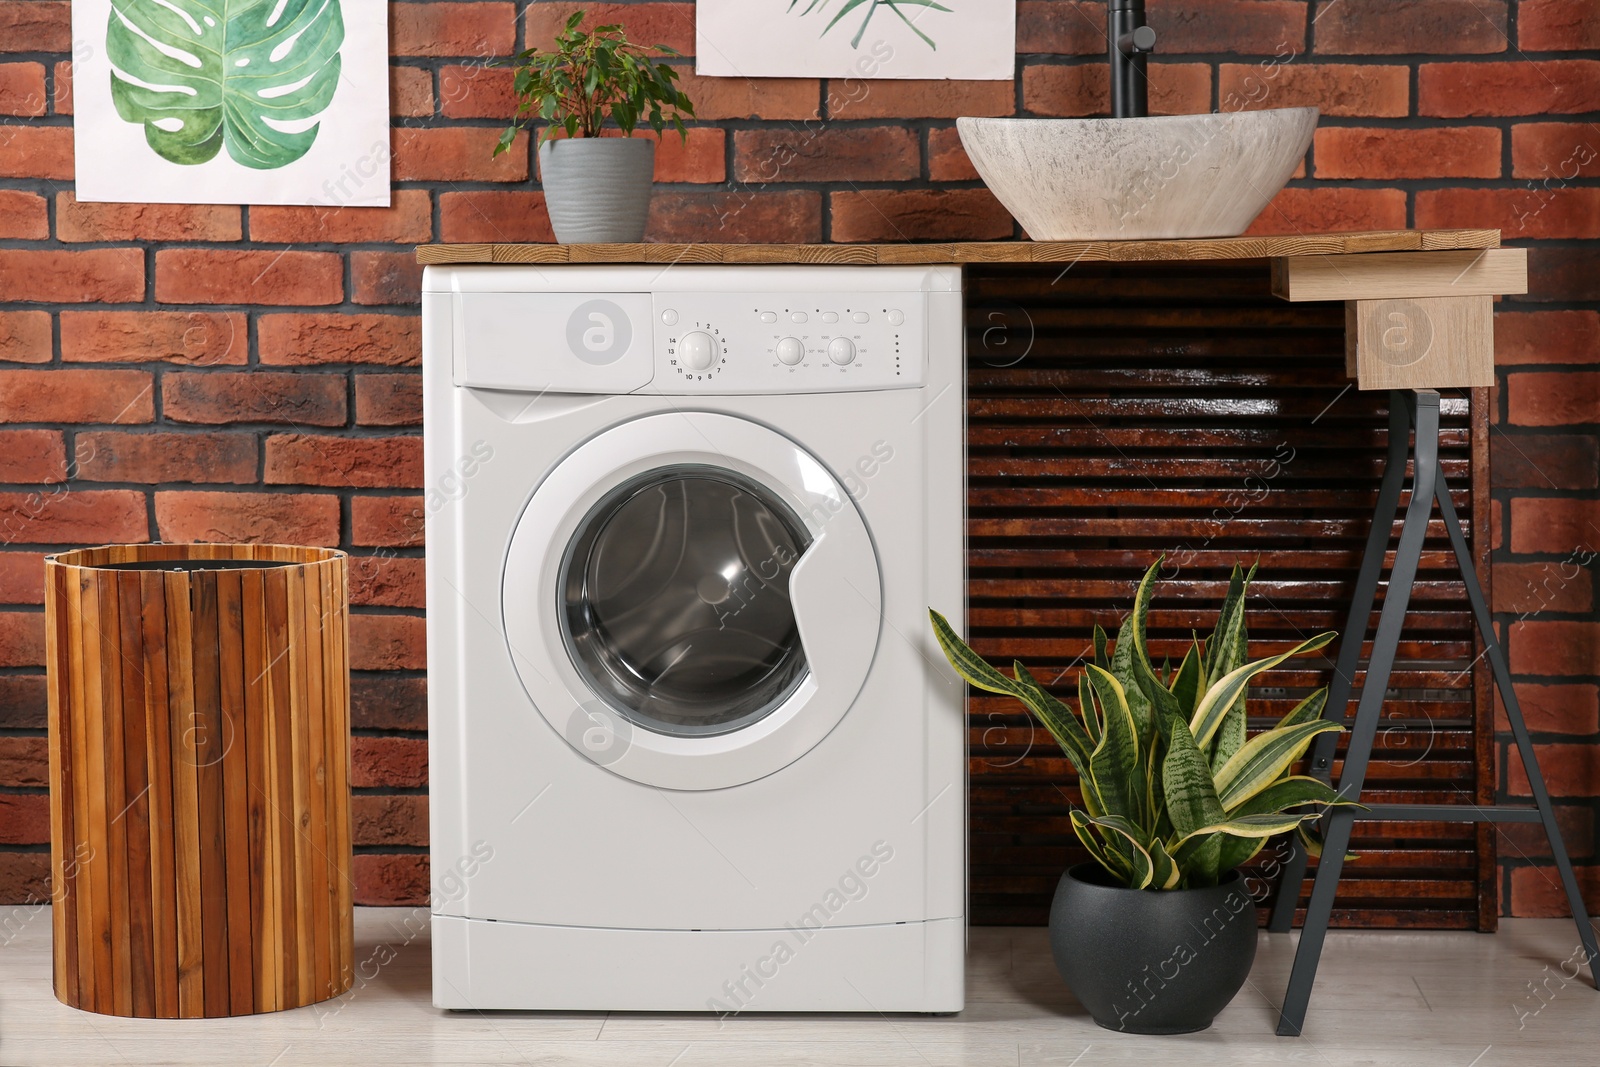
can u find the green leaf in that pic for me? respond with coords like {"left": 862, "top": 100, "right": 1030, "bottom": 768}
{"left": 1175, "top": 832, "right": 1224, "bottom": 887}
{"left": 1085, "top": 665, "right": 1141, "bottom": 822}
{"left": 1213, "top": 719, "right": 1346, "bottom": 810}
{"left": 1148, "top": 837, "right": 1183, "bottom": 890}
{"left": 1278, "top": 687, "right": 1329, "bottom": 729}
{"left": 1109, "top": 615, "right": 1154, "bottom": 743}
{"left": 1077, "top": 670, "right": 1101, "bottom": 745}
{"left": 1205, "top": 561, "right": 1256, "bottom": 680}
{"left": 107, "top": 0, "right": 345, "bottom": 169}
{"left": 1189, "top": 631, "right": 1337, "bottom": 751}
{"left": 1216, "top": 833, "right": 1268, "bottom": 873}
{"left": 1205, "top": 563, "right": 1258, "bottom": 767}
{"left": 1170, "top": 812, "right": 1311, "bottom": 854}
{"left": 1070, "top": 809, "right": 1130, "bottom": 882}
{"left": 1161, "top": 714, "right": 1227, "bottom": 841}
{"left": 929, "top": 611, "right": 1102, "bottom": 811}
{"left": 928, "top": 609, "right": 1031, "bottom": 701}
{"left": 1092, "top": 625, "right": 1110, "bottom": 670}
{"left": 1125, "top": 559, "right": 1183, "bottom": 739}
{"left": 1011, "top": 662, "right": 1095, "bottom": 780}
{"left": 879, "top": 0, "right": 939, "bottom": 49}
{"left": 1294, "top": 821, "right": 1358, "bottom": 862}
{"left": 822, "top": 0, "right": 875, "bottom": 36}
{"left": 1073, "top": 811, "right": 1154, "bottom": 890}
{"left": 1170, "top": 638, "right": 1204, "bottom": 719}
{"left": 1225, "top": 774, "right": 1342, "bottom": 818}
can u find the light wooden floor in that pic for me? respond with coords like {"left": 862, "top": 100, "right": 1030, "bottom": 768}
{"left": 2, "top": 907, "right": 1596, "bottom": 1065}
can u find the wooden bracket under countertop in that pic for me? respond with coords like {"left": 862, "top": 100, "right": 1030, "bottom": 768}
{"left": 1271, "top": 248, "right": 1527, "bottom": 391}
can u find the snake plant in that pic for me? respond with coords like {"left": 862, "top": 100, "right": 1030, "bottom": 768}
{"left": 930, "top": 558, "right": 1353, "bottom": 891}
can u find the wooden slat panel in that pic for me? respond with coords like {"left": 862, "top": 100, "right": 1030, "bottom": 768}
{"left": 963, "top": 261, "right": 1488, "bottom": 929}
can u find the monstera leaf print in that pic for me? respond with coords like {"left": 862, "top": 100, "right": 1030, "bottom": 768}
{"left": 106, "top": 0, "right": 344, "bottom": 169}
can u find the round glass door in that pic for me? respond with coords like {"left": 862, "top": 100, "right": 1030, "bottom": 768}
{"left": 558, "top": 465, "right": 813, "bottom": 737}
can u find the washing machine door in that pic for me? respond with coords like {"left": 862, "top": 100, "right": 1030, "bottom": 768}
{"left": 502, "top": 412, "right": 883, "bottom": 790}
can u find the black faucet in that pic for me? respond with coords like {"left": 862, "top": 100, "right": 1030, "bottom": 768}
{"left": 1109, "top": 0, "right": 1158, "bottom": 119}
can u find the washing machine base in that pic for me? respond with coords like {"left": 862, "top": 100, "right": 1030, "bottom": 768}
{"left": 431, "top": 914, "right": 965, "bottom": 1012}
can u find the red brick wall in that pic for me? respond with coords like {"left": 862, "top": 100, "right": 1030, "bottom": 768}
{"left": 0, "top": 0, "right": 1594, "bottom": 915}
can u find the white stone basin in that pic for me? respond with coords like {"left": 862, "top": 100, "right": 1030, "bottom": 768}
{"left": 957, "top": 108, "right": 1319, "bottom": 241}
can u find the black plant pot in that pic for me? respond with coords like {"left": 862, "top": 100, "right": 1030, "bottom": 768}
{"left": 1049, "top": 862, "right": 1258, "bottom": 1034}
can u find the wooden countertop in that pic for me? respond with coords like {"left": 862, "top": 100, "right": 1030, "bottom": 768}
{"left": 416, "top": 229, "right": 1500, "bottom": 266}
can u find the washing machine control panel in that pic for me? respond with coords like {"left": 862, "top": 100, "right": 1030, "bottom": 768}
{"left": 648, "top": 293, "right": 926, "bottom": 393}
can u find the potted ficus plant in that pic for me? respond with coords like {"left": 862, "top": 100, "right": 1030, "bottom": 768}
{"left": 930, "top": 558, "right": 1354, "bottom": 1034}
{"left": 495, "top": 11, "right": 694, "bottom": 243}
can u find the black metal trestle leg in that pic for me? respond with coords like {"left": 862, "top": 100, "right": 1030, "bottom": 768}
{"left": 1273, "top": 390, "right": 1599, "bottom": 1038}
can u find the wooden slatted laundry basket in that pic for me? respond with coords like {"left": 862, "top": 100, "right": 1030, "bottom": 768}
{"left": 44, "top": 543, "right": 353, "bottom": 1017}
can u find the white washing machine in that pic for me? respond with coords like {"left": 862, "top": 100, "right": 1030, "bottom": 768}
{"left": 422, "top": 265, "right": 966, "bottom": 1012}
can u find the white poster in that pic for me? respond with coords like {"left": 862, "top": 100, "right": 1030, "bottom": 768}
{"left": 696, "top": 0, "right": 1016, "bottom": 80}
{"left": 73, "top": 0, "right": 390, "bottom": 206}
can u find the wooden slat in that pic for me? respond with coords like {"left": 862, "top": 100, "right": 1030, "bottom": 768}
{"left": 77, "top": 572, "right": 112, "bottom": 1014}
{"left": 216, "top": 570, "right": 254, "bottom": 1016}
{"left": 264, "top": 567, "right": 299, "bottom": 1008}
{"left": 285, "top": 567, "right": 314, "bottom": 1003}
{"left": 241, "top": 568, "right": 276, "bottom": 1013}
{"left": 415, "top": 229, "right": 1501, "bottom": 266}
{"left": 165, "top": 570, "right": 204, "bottom": 1018}
{"left": 322, "top": 561, "right": 353, "bottom": 995}
{"left": 115, "top": 571, "right": 155, "bottom": 1019}
{"left": 45, "top": 546, "right": 353, "bottom": 1017}
{"left": 139, "top": 571, "right": 179, "bottom": 1018}
{"left": 300, "top": 564, "right": 331, "bottom": 1002}
{"left": 99, "top": 572, "right": 133, "bottom": 1017}
{"left": 189, "top": 574, "right": 230, "bottom": 1017}
{"left": 45, "top": 562, "right": 78, "bottom": 1007}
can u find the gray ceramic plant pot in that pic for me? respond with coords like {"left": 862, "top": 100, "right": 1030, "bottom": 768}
{"left": 1049, "top": 863, "right": 1258, "bottom": 1034}
{"left": 538, "top": 138, "right": 655, "bottom": 244}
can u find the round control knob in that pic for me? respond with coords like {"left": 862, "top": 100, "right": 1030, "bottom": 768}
{"left": 776, "top": 337, "right": 805, "bottom": 365}
{"left": 828, "top": 336, "right": 856, "bottom": 366}
{"left": 679, "top": 331, "right": 718, "bottom": 371}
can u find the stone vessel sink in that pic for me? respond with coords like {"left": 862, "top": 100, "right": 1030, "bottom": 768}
{"left": 957, "top": 108, "right": 1319, "bottom": 241}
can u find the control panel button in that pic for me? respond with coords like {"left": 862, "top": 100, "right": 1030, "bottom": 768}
{"left": 791, "top": 312, "right": 808, "bottom": 323}
{"left": 775, "top": 337, "right": 805, "bottom": 365}
{"left": 759, "top": 311, "right": 778, "bottom": 323}
{"left": 851, "top": 311, "right": 870, "bottom": 324}
{"left": 886, "top": 309, "right": 905, "bottom": 326}
{"left": 660, "top": 308, "right": 679, "bottom": 326}
{"left": 828, "top": 337, "right": 856, "bottom": 366}
{"left": 680, "top": 331, "right": 719, "bottom": 371}
{"left": 821, "top": 311, "right": 839, "bottom": 323}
